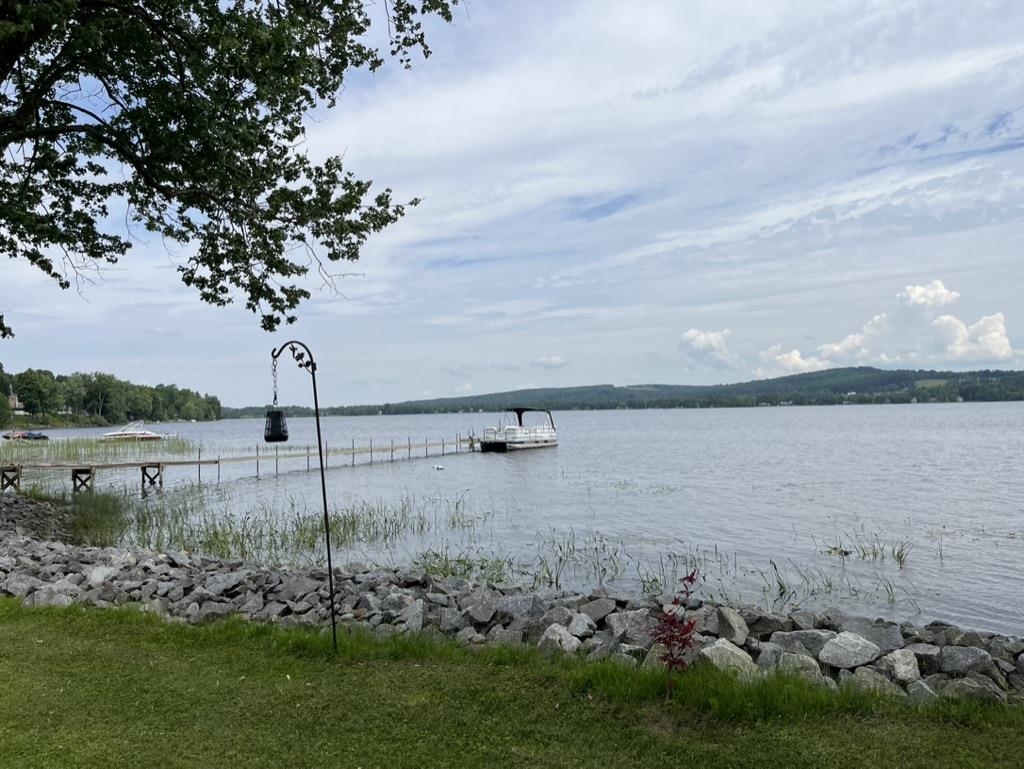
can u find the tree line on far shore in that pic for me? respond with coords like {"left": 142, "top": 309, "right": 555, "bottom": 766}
{"left": 0, "top": 364, "right": 221, "bottom": 427}
{"left": 220, "top": 366, "right": 1024, "bottom": 419}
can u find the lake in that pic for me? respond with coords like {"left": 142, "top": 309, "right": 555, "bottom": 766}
{"left": 26, "top": 402, "right": 1024, "bottom": 635}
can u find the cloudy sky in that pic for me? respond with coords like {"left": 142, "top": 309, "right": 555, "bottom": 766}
{"left": 3, "top": 0, "right": 1024, "bottom": 407}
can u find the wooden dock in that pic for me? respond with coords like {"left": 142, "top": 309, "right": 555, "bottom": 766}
{"left": 1, "top": 434, "right": 477, "bottom": 494}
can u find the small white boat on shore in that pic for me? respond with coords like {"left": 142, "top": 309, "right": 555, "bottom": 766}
{"left": 99, "top": 421, "right": 174, "bottom": 441}
{"left": 480, "top": 408, "right": 557, "bottom": 453}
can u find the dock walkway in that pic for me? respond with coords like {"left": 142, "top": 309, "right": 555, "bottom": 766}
{"left": 1, "top": 434, "right": 475, "bottom": 493}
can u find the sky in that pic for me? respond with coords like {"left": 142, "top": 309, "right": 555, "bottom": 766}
{"left": 3, "top": 0, "right": 1024, "bottom": 408}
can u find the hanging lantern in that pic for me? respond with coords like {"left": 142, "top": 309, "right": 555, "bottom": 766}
{"left": 264, "top": 409, "right": 289, "bottom": 442}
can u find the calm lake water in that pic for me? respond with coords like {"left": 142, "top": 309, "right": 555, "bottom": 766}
{"left": 33, "top": 403, "right": 1024, "bottom": 635}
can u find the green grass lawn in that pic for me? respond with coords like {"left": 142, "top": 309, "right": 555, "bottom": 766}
{"left": 1, "top": 598, "right": 1021, "bottom": 768}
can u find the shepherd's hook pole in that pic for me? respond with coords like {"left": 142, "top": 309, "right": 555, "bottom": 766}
{"left": 272, "top": 340, "right": 338, "bottom": 653}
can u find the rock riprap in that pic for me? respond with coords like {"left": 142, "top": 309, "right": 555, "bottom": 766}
{"left": 2, "top": 494, "right": 1022, "bottom": 704}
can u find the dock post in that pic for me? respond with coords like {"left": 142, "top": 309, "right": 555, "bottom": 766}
{"left": 217, "top": 457, "right": 221, "bottom": 484}
{"left": 408, "top": 437, "right": 411, "bottom": 459}
{"left": 442, "top": 438, "right": 445, "bottom": 456}
{"left": 72, "top": 467, "right": 94, "bottom": 494}
{"left": 256, "top": 444, "right": 260, "bottom": 477}
{"left": 1, "top": 465, "right": 21, "bottom": 493}
{"left": 275, "top": 445, "right": 279, "bottom": 475}
{"left": 307, "top": 446, "right": 311, "bottom": 471}
{"left": 198, "top": 448, "right": 202, "bottom": 483}
{"left": 141, "top": 464, "right": 163, "bottom": 496}
{"left": 390, "top": 439, "right": 394, "bottom": 461}
{"left": 351, "top": 437, "right": 355, "bottom": 466}
{"left": 369, "top": 438, "right": 373, "bottom": 464}
{"left": 425, "top": 437, "right": 428, "bottom": 457}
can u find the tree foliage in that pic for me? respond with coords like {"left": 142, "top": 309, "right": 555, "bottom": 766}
{"left": 0, "top": 0, "right": 457, "bottom": 337}
{"left": 1, "top": 366, "right": 221, "bottom": 423}
{"left": 0, "top": 362, "right": 11, "bottom": 425}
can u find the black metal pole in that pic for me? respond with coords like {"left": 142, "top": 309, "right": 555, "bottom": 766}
{"left": 272, "top": 340, "right": 338, "bottom": 653}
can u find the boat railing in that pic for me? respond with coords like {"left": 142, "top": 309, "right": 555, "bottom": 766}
{"left": 485, "top": 425, "right": 556, "bottom": 440}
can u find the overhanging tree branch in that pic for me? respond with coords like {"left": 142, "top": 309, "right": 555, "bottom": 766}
{"left": 1, "top": 1, "right": 458, "bottom": 339}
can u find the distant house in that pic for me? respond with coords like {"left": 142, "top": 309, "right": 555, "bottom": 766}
{"left": 7, "top": 389, "right": 27, "bottom": 416}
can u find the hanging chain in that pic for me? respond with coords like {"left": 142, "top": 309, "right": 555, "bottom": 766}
{"left": 271, "top": 356, "right": 279, "bottom": 406}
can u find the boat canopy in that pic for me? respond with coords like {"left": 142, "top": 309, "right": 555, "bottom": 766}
{"left": 509, "top": 407, "right": 554, "bottom": 427}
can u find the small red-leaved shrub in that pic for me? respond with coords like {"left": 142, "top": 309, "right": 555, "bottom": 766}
{"left": 650, "top": 569, "right": 699, "bottom": 696}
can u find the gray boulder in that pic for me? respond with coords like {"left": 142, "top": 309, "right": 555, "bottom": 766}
{"left": 838, "top": 616, "right": 903, "bottom": 653}
{"left": 542, "top": 606, "right": 574, "bottom": 628}
{"left": 275, "top": 575, "right": 323, "bottom": 603}
{"left": 606, "top": 609, "right": 656, "bottom": 648}
{"left": 439, "top": 607, "right": 471, "bottom": 633}
{"left": 400, "top": 599, "right": 426, "bottom": 633}
{"left": 944, "top": 628, "right": 985, "bottom": 648}
{"left": 789, "top": 611, "right": 818, "bottom": 631}
{"left": 987, "top": 637, "right": 1024, "bottom": 663}
{"left": 777, "top": 652, "right": 834, "bottom": 688}
{"left": 906, "top": 679, "right": 939, "bottom": 705}
{"left": 697, "top": 639, "right": 757, "bottom": 676}
{"left": 756, "top": 641, "right": 785, "bottom": 671}
{"left": 688, "top": 605, "right": 718, "bottom": 636}
{"left": 716, "top": 606, "right": 748, "bottom": 646}
{"left": 455, "top": 626, "right": 485, "bottom": 646}
{"left": 487, "top": 626, "right": 523, "bottom": 646}
{"left": 840, "top": 667, "right": 907, "bottom": 698}
{"left": 941, "top": 675, "right": 1007, "bottom": 703}
{"left": 2, "top": 572, "right": 43, "bottom": 598}
{"left": 84, "top": 564, "right": 118, "bottom": 588}
{"left": 197, "top": 601, "right": 236, "bottom": 623}
{"left": 579, "top": 597, "right": 617, "bottom": 623}
{"left": 495, "top": 593, "right": 545, "bottom": 624}
{"left": 23, "top": 584, "right": 76, "bottom": 607}
{"left": 204, "top": 569, "right": 250, "bottom": 597}
{"left": 641, "top": 643, "right": 668, "bottom": 670}
{"left": 770, "top": 629, "right": 836, "bottom": 658}
{"left": 905, "top": 642, "right": 942, "bottom": 675}
{"left": 940, "top": 646, "right": 1002, "bottom": 682}
{"left": 538, "top": 623, "right": 582, "bottom": 656}
{"left": 877, "top": 648, "right": 921, "bottom": 685}
{"left": 380, "top": 592, "right": 414, "bottom": 614}
{"left": 742, "top": 610, "right": 792, "bottom": 638}
{"left": 819, "top": 632, "right": 882, "bottom": 669}
{"left": 568, "top": 612, "right": 597, "bottom": 639}
{"left": 463, "top": 589, "right": 499, "bottom": 624}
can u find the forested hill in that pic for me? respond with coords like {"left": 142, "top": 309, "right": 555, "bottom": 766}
{"left": 221, "top": 366, "right": 1024, "bottom": 417}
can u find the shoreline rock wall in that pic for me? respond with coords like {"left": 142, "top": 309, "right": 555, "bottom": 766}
{"left": 2, "top": 493, "right": 1022, "bottom": 704}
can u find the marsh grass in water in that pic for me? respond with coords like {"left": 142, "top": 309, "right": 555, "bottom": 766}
{"left": 60, "top": 486, "right": 923, "bottom": 615}
{"left": 0, "top": 435, "right": 199, "bottom": 465}
{"left": 67, "top": 487, "right": 497, "bottom": 568}
{"left": 819, "top": 530, "right": 917, "bottom": 568}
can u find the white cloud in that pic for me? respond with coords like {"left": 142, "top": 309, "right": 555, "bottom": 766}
{"left": 454, "top": 383, "right": 474, "bottom": 395}
{"left": 932, "top": 313, "right": 1014, "bottom": 362}
{"left": 532, "top": 356, "right": 568, "bottom": 369}
{"left": 816, "top": 314, "right": 890, "bottom": 360}
{"left": 756, "top": 281, "right": 1020, "bottom": 376}
{"left": 680, "top": 328, "right": 738, "bottom": 365}
{"left": 898, "top": 280, "right": 960, "bottom": 309}
{"left": 756, "top": 344, "right": 830, "bottom": 376}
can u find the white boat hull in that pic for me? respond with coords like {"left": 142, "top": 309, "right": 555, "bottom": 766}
{"left": 480, "top": 424, "right": 557, "bottom": 452}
